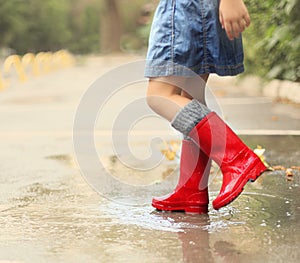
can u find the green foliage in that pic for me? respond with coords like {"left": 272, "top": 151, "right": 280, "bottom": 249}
{"left": 0, "top": 0, "right": 72, "bottom": 54}
{"left": 23, "top": 0, "right": 71, "bottom": 53}
{"left": 0, "top": 0, "right": 149, "bottom": 55}
{"left": 244, "top": 0, "right": 300, "bottom": 81}
{"left": 68, "top": 4, "right": 101, "bottom": 54}
{"left": 0, "top": 0, "right": 100, "bottom": 54}
{"left": 0, "top": 0, "right": 27, "bottom": 47}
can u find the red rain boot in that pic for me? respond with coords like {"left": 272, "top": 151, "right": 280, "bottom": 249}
{"left": 152, "top": 140, "right": 211, "bottom": 214}
{"left": 189, "top": 112, "right": 267, "bottom": 210}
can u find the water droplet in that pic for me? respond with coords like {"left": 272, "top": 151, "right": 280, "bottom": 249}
{"left": 285, "top": 200, "right": 290, "bottom": 204}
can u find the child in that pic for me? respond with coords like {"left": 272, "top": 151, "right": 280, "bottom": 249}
{"left": 145, "top": 0, "right": 266, "bottom": 213}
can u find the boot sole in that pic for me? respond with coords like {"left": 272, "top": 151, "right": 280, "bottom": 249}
{"left": 213, "top": 160, "right": 267, "bottom": 210}
{"left": 152, "top": 203, "right": 208, "bottom": 214}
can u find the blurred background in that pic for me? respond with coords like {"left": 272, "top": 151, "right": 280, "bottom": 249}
{"left": 0, "top": 0, "right": 299, "bottom": 82}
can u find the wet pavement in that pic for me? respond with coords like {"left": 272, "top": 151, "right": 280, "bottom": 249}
{"left": 0, "top": 55, "right": 300, "bottom": 263}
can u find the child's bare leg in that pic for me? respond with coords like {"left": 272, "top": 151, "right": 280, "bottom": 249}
{"left": 149, "top": 74, "right": 211, "bottom": 214}
{"left": 147, "top": 78, "right": 189, "bottom": 121}
{"left": 147, "top": 75, "right": 209, "bottom": 121}
{"left": 181, "top": 74, "right": 209, "bottom": 104}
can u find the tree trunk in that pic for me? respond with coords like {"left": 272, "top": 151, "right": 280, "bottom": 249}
{"left": 100, "top": 0, "right": 122, "bottom": 53}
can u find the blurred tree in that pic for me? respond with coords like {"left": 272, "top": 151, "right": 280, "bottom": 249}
{"left": 119, "top": 1, "right": 155, "bottom": 51}
{"left": 0, "top": 0, "right": 26, "bottom": 48}
{"left": 25, "top": 0, "right": 71, "bottom": 52}
{"left": 68, "top": 0, "right": 100, "bottom": 54}
{"left": 99, "top": 0, "right": 152, "bottom": 52}
{"left": 100, "top": 0, "right": 122, "bottom": 52}
{"left": 0, "top": 0, "right": 152, "bottom": 55}
{"left": 0, "top": 0, "right": 72, "bottom": 54}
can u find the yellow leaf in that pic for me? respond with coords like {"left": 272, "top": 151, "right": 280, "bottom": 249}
{"left": 272, "top": 165, "right": 286, "bottom": 170}
{"left": 286, "top": 168, "right": 294, "bottom": 177}
{"left": 169, "top": 140, "right": 181, "bottom": 152}
{"left": 166, "top": 151, "right": 176, "bottom": 161}
{"left": 253, "top": 145, "right": 270, "bottom": 168}
{"left": 160, "top": 149, "right": 176, "bottom": 161}
{"left": 160, "top": 140, "right": 180, "bottom": 161}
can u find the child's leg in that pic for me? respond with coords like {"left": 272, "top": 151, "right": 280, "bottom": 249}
{"left": 147, "top": 75, "right": 266, "bottom": 211}
{"left": 181, "top": 74, "right": 209, "bottom": 105}
{"left": 148, "top": 74, "right": 211, "bottom": 214}
{"left": 146, "top": 75, "right": 209, "bottom": 121}
{"left": 147, "top": 78, "right": 190, "bottom": 122}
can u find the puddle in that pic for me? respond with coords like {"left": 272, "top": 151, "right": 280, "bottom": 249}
{"left": 1, "top": 136, "right": 300, "bottom": 262}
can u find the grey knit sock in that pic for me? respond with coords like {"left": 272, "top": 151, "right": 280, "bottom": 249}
{"left": 171, "top": 99, "right": 211, "bottom": 136}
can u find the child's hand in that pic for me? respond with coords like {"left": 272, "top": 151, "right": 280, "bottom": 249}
{"left": 219, "top": 0, "right": 251, "bottom": 40}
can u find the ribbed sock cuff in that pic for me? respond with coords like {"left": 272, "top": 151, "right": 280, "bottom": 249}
{"left": 171, "top": 99, "right": 211, "bottom": 136}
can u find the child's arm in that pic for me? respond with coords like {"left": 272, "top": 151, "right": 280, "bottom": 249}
{"left": 219, "top": 0, "right": 251, "bottom": 40}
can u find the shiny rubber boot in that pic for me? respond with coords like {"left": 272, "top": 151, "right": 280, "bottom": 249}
{"left": 152, "top": 140, "right": 211, "bottom": 214}
{"left": 189, "top": 112, "right": 267, "bottom": 210}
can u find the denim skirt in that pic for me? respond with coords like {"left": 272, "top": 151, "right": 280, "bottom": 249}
{"left": 145, "top": 0, "right": 245, "bottom": 77}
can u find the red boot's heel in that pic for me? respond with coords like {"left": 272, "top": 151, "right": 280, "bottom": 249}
{"left": 247, "top": 159, "right": 267, "bottom": 182}
{"left": 152, "top": 140, "right": 211, "bottom": 214}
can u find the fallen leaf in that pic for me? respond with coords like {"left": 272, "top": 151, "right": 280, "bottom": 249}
{"left": 161, "top": 149, "right": 176, "bottom": 161}
{"left": 272, "top": 165, "right": 286, "bottom": 171}
{"left": 169, "top": 140, "right": 181, "bottom": 152}
{"left": 286, "top": 168, "right": 294, "bottom": 177}
{"left": 161, "top": 140, "right": 181, "bottom": 161}
{"left": 291, "top": 166, "right": 300, "bottom": 171}
{"left": 253, "top": 145, "right": 270, "bottom": 168}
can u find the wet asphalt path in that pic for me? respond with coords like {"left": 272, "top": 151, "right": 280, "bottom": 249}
{"left": 0, "top": 55, "right": 299, "bottom": 263}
